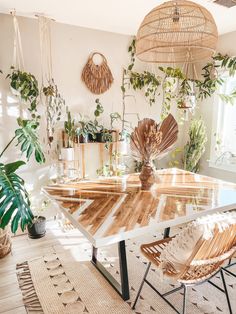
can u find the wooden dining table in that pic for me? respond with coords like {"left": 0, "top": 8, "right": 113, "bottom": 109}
{"left": 43, "top": 168, "right": 236, "bottom": 301}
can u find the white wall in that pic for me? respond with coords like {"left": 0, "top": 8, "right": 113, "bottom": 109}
{"left": 200, "top": 31, "right": 236, "bottom": 183}
{"left": 1, "top": 13, "right": 181, "bottom": 193}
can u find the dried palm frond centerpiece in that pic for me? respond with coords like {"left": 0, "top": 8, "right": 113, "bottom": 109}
{"left": 81, "top": 52, "right": 114, "bottom": 94}
{"left": 130, "top": 114, "right": 178, "bottom": 190}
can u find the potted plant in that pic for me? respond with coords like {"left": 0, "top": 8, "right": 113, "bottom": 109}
{"left": 77, "top": 115, "right": 97, "bottom": 143}
{"left": 27, "top": 200, "right": 49, "bottom": 239}
{"left": 61, "top": 107, "right": 76, "bottom": 161}
{"left": 0, "top": 118, "right": 45, "bottom": 257}
{"left": 42, "top": 80, "right": 65, "bottom": 144}
{"left": 93, "top": 99, "right": 104, "bottom": 142}
{"left": 7, "top": 67, "right": 41, "bottom": 124}
{"left": 183, "top": 118, "right": 207, "bottom": 173}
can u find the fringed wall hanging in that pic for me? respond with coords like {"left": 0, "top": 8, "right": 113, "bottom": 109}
{"left": 130, "top": 114, "right": 178, "bottom": 190}
{"left": 38, "top": 16, "right": 65, "bottom": 146}
{"left": 81, "top": 52, "right": 114, "bottom": 94}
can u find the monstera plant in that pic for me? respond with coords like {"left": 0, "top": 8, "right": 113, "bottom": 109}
{"left": 0, "top": 118, "right": 45, "bottom": 239}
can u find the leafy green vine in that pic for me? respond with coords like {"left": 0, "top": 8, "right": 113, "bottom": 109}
{"left": 122, "top": 38, "right": 161, "bottom": 106}
{"left": 125, "top": 39, "right": 236, "bottom": 119}
{"left": 7, "top": 67, "right": 40, "bottom": 125}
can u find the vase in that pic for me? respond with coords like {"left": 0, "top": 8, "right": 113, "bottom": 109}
{"left": 139, "top": 162, "right": 155, "bottom": 190}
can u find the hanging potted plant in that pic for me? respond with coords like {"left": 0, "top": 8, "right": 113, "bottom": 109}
{"left": 7, "top": 67, "right": 40, "bottom": 123}
{"left": 61, "top": 107, "right": 76, "bottom": 161}
{"left": 43, "top": 81, "right": 65, "bottom": 145}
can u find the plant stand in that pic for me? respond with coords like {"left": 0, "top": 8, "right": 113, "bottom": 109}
{"left": 0, "top": 228, "right": 12, "bottom": 258}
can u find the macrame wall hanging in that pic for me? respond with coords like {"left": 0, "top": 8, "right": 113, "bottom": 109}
{"left": 38, "top": 16, "right": 65, "bottom": 146}
{"left": 81, "top": 52, "right": 114, "bottom": 94}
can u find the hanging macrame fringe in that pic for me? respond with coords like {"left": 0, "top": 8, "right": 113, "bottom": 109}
{"left": 82, "top": 52, "right": 114, "bottom": 94}
{"left": 16, "top": 262, "right": 43, "bottom": 313}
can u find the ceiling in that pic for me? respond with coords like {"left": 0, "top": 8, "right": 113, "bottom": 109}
{"left": 0, "top": 0, "right": 236, "bottom": 36}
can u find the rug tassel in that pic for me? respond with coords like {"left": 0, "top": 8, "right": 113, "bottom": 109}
{"left": 16, "top": 261, "right": 44, "bottom": 313}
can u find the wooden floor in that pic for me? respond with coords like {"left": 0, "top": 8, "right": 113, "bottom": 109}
{"left": 0, "top": 220, "right": 85, "bottom": 314}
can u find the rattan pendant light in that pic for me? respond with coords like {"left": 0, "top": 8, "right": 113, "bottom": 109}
{"left": 136, "top": 0, "right": 218, "bottom": 63}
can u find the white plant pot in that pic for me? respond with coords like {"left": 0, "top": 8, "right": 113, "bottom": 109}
{"left": 61, "top": 148, "right": 75, "bottom": 161}
{"left": 118, "top": 141, "right": 128, "bottom": 155}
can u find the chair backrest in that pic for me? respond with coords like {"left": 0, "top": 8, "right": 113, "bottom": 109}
{"left": 190, "top": 221, "right": 236, "bottom": 266}
{"left": 160, "top": 211, "right": 236, "bottom": 280}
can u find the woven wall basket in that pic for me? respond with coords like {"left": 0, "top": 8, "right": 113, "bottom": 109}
{"left": 81, "top": 52, "right": 114, "bottom": 94}
{"left": 0, "top": 228, "right": 12, "bottom": 258}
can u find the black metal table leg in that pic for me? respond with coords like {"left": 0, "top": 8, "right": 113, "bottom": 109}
{"left": 91, "top": 240, "right": 130, "bottom": 301}
{"left": 163, "top": 227, "right": 170, "bottom": 238}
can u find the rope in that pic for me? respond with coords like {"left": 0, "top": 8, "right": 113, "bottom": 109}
{"left": 11, "top": 11, "right": 25, "bottom": 70}
{"left": 38, "top": 15, "right": 53, "bottom": 85}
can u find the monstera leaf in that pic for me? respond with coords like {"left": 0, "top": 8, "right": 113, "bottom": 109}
{"left": 15, "top": 118, "right": 45, "bottom": 164}
{"left": 0, "top": 161, "right": 33, "bottom": 233}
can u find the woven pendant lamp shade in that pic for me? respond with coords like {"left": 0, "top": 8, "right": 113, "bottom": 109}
{"left": 136, "top": 0, "right": 218, "bottom": 64}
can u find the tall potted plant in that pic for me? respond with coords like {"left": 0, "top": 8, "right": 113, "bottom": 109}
{"left": 93, "top": 99, "right": 104, "bottom": 142}
{"left": 61, "top": 107, "right": 76, "bottom": 161}
{"left": 0, "top": 118, "right": 45, "bottom": 257}
{"left": 77, "top": 115, "right": 97, "bottom": 143}
{"left": 183, "top": 118, "right": 207, "bottom": 173}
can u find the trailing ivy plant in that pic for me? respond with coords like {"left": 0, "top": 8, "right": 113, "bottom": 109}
{"left": 7, "top": 67, "right": 40, "bottom": 124}
{"left": 43, "top": 80, "right": 65, "bottom": 144}
{"left": 126, "top": 39, "right": 236, "bottom": 120}
{"left": 122, "top": 38, "right": 161, "bottom": 106}
{"left": 94, "top": 98, "right": 104, "bottom": 119}
{"left": 129, "top": 71, "right": 161, "bottom": 106}
{"left": 159, "top": 66, "right": 196, "bottom": 119}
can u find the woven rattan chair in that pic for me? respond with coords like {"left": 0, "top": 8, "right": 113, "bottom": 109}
{"left": 132, "top": 212, "right": 236, "bottom": 314}
{"left": 221, "top": 253, "right": 236, "bottom": 286}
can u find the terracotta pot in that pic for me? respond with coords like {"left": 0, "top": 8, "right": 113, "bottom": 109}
{"left": 0, "top": 228, "right": 12, "bottom": 259}
{"left": 139, "top": 162, "right": 155, "bottom": 190}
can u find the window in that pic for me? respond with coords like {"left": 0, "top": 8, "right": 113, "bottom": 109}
{"left": 210, "top": 74, "right": 236, "bottom": 171}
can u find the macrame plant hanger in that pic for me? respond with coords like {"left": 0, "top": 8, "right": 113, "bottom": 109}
{"left": 11, "top": 10, "right": 25, "bottom": 117}
{"left": 38, "top": 16, "right": 53, "bottom": 86}
{"left": 180, "top": 50, "right": 198, "bottom": 121}
{"left": 38, "top": 15, "right": 54, "bottom": 147}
